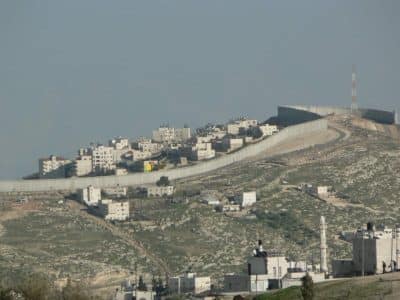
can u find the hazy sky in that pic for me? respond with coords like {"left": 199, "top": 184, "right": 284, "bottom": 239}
{"left": 0, "top": 1, "right": 399, "bottom": 179}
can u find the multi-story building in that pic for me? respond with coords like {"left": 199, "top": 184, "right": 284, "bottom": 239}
{"left": 133, "top": 137, "right": 163, "bottom": 154}
{"left": 227, "top": 119, "right": 258, "bottom": 135}
{"left": 224, "top": 241, "right": 289, "bottom": 293}
{"left": 192, "top": 143, "right": 215, "bottom": 160}
{"left": 152, "top": 126, "right": 191, "bottom": 143}
{"left": 109, "top": 137, "right": 131, "bottom": 163}
{"left": 182, "top": 142, "right": 216, "bottom": 161}
{"left": 98, "top": 199, "right": 129, "bottom": 221}
{"left": 130, "top": 149, "right": 153, "bottom": 161}
{"left": 79, "top": 185, "right": 101, "bottom": 206}
{"left": 72, "top": 155, "right": 92, "bottom": 177}
{"left": 168, "top": 273, "right": 211, "bottom": 295}
{"left": 38, "top": 155, "right": 71, "bottom": 178}
{"left": 91, "top": 145, "right": 116, "bottom": 173}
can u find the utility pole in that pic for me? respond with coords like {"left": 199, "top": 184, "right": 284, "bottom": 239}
{"left": 361, "top": 228, "right": 365, "bottom": 277}
{"left": 396, "top": 225, "right": 399, "bottom": 271}
{"left": 351, "top": 64, "right": 358, "bottom": 113}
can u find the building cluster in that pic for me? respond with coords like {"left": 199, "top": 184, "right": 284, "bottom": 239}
{"left": 78, "top": 185, "right": 130, "bottom": 221}
{"left": 333, "top": 222, "right": 400, "bottom": 277}
{"left": 37, "top": 118, "right": 278, "bottom": 179}
{"left": 223, "top": 239, "right": 326, "bottom": 293}
{"left": 77, "top": 181, "right": 175, "bottom": 221}
{"left": 112, "top": 216, "right": 400, "bottom": 298}
{"left": 200, "top": 190, "right": 257, "bottom": 212}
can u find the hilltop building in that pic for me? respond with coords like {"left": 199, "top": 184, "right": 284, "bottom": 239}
{"left": 168, "top": 273, "right": 211, "bottom": 295}
{"left": 90, "top": 145, "right": 116, "bottom": 173}
{"left": 38, "top": 155, "right": 71, "bottom": 178}
{"left": 132, "top": 137, "right": 163, "bottom": 154}
{"left": 182, "top": 142, "right": 215, "bottom": 161}
{"left": 109, "top": 137, "right": 130, "bottom": 150}
{"left": 72, "top": 155, "right": 92, "bottom": 177}
{"left": 152, "top": 126, "right": 191, "bottom": 143}
{"left": 227, "top": 119, "right": 258, "bottom": 135}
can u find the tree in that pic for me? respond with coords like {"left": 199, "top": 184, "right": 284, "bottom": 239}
{"left": 18, "top": 274, "right": 55, "bottom": 300}
{"left": 0, "top": 286, "right": 13, "bottom": 300}
{"left": 138, "top": 276, "right": 148, "bottom": 291}
{"left": 156, "top": 176, "right": 170, "bottom": 187}
{"left": 301, "top": 273, "right": 314, "bottom": 300}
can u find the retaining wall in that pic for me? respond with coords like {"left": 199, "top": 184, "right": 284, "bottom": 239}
{"left": 0, "top": 119, "right": 328, "bottom": 192}
{"left": 278, "top": 105, "right": 396, "bottom": 125}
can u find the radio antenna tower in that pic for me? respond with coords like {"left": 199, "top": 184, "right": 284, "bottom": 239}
{"left": 351, "top": 64, "right": 358, "bottom": 113}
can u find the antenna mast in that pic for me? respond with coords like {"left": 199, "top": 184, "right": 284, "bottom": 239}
{"left": 351, "top": 64, "right": 358, "bottom": 113}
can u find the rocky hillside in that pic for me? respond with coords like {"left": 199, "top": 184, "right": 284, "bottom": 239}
{"left": 1, "top": 115, "right": 399, "bottom": 293}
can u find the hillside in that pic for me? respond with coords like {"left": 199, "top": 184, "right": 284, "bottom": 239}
{"left": 1, "top": 115, "right": 400, "bottom": 294}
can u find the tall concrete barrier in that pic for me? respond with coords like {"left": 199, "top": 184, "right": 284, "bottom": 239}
{"left": 0, "top": 119, "right": 328, "bottom": 192}
{"left": 278, "top": 105, "right": 396, "bottom": 125}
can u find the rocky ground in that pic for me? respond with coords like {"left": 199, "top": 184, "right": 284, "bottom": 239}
{"left": 0, "top": 115, "right": 399, "bottom": 294}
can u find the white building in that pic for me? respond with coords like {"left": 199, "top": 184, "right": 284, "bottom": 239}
{"left": 194, "top": 143, "right": 215, "bottom": 160}
{"left": 183, "top": 142, "right": 216, "bottom": 161}
{"left": 317, "top": 186, "right": 329, "bottom": 197}
{"left": 174, "top": 127, "right": 191, "bottom": 142}
{"left": 133, "top": 138, "right": 163, "bottom": 154}
{"left": 38, "top": 155, "right": 70, "bottom": 178}
{"left": 146, "top": 186, "right": 174, "bottom": 197}
{"left": 236, "top": 191, "right": 257, "bottom": 207}
{"left": 79, "top": 185, "right": 101, "bottom": 206}
{"left": 168, "top": 273, "right": 211, "bottom": 295}
{"left": 91, "top": 145, "right": 116, "bottom": 173}
{"left": 227, "top": 119, "right": 258, "bottom": 135}
{"left": 109, "top": 137, "right": 130, "bottom": 150}
{"left": 224, "top": 241, "right": 289, "bottom": 293}
{"left": 72, "top": 155, "right": 92, "bottom": 177}
{"left": 259, "top": 124, "right": 279, "bottom": 137}
{"left": 98, "top": 199, "right": 129, "bottom": 221}
{"left": 152, "top": 126, "right": 191, "bottom": 143}
{"left": 125, "top": 149, "right": 153, "bottom": 161}
{"left": 333, "top": 223, "right": 400, "bottom": 276}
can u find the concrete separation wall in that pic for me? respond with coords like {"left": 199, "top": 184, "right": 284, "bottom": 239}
{"left": 278, "top": 105, "right": 396, "bottom": 125}
{"left": 0, "top": 119, "right": 328, "bottom": 192}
